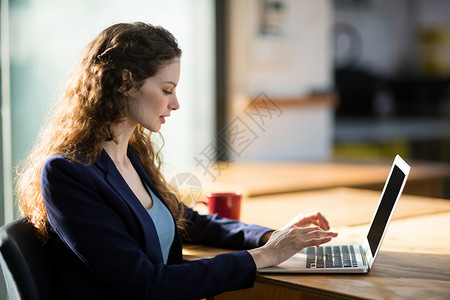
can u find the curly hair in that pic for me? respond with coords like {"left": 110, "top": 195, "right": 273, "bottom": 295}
{"left": 16, "top": 22, "right": 185, "bottom": 240}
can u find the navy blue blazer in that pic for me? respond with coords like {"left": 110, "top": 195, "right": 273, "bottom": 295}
{"left": 40, "top": 147, "right": 271, "bottom": 300}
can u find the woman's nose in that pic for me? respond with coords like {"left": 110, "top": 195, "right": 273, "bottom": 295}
{"left": 170, "top": 96, "right": 180, "bottom": 110}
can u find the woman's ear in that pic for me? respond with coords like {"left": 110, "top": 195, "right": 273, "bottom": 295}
{"left": 118, "top": 69, "right": 133, "bottom": 95}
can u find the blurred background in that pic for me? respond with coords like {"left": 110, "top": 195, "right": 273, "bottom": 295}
{"left": 1, "top": 0, "right": 449, "bottom": 297}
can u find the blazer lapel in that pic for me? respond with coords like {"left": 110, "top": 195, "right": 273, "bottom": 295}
{"left": 94, "top": 150, "right": 164, "bottom": 262}
{"left": 127, "top": 147, "right": 183, "bottom": 264}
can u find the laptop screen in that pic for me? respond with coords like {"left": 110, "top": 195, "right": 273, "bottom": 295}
{"left": 366, "top": 165, "right": 406, "bottom": 256}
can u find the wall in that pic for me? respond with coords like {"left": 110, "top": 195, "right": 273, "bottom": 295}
{"left": 227, "top": 0, "right": 334, "bottom": 161}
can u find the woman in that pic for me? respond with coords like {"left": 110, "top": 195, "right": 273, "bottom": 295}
{"left": 16, "top": 22, "right": 337, "bottom": 299}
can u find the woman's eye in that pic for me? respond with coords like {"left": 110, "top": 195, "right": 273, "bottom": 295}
{"left": 163, "top": 90, "right": 173, "bottom": 95}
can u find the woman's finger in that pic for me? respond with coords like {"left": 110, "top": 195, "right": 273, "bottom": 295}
{"left": 297, "top": 211, "right": 330, "bottom": 230}
{"left": 291, "top": 227, "right": 337, "bottom": 248}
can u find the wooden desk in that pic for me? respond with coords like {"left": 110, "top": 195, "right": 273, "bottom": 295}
{"left": 184, "top": 188, "right": 450, "bottom": 299}
{"left": 196, "top": 160, "right": 450, "bottom": 199}
{"left": 240, "top": 188, "right": 450, "bottom": 229}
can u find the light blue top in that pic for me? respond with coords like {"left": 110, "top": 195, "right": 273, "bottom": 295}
{"left": 146, "top": 184, "right": 175, "bottom": 264}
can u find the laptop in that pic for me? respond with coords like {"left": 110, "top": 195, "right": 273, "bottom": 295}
{"left": 258, "top": 155, "right": 410, "bottom": 274}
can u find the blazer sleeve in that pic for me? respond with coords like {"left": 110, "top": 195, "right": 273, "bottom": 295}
{"left": 41, "top": 156, "right": 257, "bottom": 300}
{"left": 182, "top": 206, "right": 273, "bottom": 249}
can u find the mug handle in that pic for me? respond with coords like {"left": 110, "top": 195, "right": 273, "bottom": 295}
{"left": 191, "top": 198, "right": 209, "bottom": 211}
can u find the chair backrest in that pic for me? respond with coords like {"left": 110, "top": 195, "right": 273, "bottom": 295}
{"left": 0, "top": 217, "right": 60, "bottom": 300}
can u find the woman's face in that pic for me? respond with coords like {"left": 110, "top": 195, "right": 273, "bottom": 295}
{"left": 126, "top": 57, "right": 180, "bottom": 132}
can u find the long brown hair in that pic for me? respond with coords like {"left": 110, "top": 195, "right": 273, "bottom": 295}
{"left": 16, "top": 22, "right": 185, "bottom": 239}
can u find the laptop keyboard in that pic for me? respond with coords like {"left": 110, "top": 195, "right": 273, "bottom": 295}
{"left": 306, "top": 245, "right": 358, "bottom": 268}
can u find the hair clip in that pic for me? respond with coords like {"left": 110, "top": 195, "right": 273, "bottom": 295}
{"left": 97, "top": 46, "right": 116, "bottom": 60}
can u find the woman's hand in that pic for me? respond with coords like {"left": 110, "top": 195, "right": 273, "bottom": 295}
{"left": 249, "top": 212, "right": 338, "bottom": 269}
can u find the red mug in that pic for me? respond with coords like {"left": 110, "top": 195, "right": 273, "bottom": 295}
{"left": 195, "top": 192, "right": 242, "bottom": 220}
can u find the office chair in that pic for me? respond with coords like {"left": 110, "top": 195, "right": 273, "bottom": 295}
{"left": 0, "top": 217, "right": 61, "bottom": 300}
